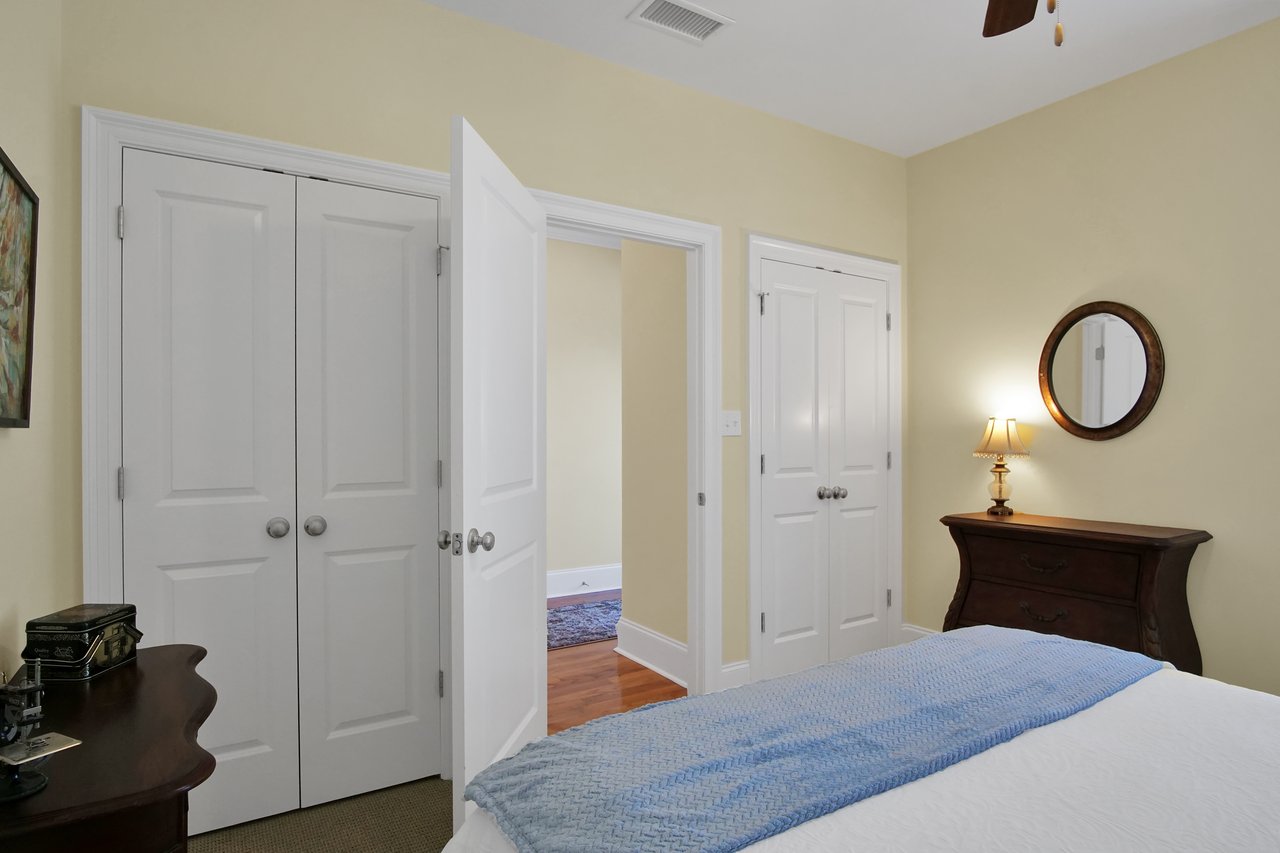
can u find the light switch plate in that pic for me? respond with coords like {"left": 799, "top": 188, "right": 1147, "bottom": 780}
{"left": 720, "top": 410, "right": 742, "bottom": 436}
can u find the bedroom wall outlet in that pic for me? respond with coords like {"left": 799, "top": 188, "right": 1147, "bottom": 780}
{"left": 720, "top": 410, "right": 742, "bottom": 436}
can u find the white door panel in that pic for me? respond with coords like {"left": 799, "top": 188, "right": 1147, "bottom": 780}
{"left": 829, "top": 506, "right": 884, "bottom": 657}
{"left": 295, "top": 178, "right": 442, "bottom": 806}
{"left": 827, "top": 276, "right": 889, "bottom": 661}
{"left": 759, "top": 264, "right": 828, "bottom": 679}
{"left": 121, "top": 148, "right": 299, "bottom": 833}
{"left": 759, "top": 260, "right": 889, "bottom": 679}
{"left": 450, "top": 117, "right": 547, "bottom": 829}
{"left": 766, "top": 511, "right": 826, "bottom": 671}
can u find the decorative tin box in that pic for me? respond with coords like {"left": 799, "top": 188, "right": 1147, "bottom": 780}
{"left": 22, "top": 604, "right": 143, "bottom": 682}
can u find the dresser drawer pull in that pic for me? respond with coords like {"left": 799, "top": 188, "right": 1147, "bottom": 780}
{"left": 1019, "top": 601, "right": 1069, "bottom": 624}
{"left": 1019, "top": 554, "right": 1067, "bottom": 574}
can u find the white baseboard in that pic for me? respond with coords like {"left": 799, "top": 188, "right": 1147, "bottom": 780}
{"left": 547, "top": 563, "right": 622, "bottom": 599}
{"left": 717, "top": 660, "right": 750, "bottom": 691}
{"left": 900, "top": 623, "right": 938, "bottom": 643}
{"left": 615, "top": 618, "right": 688, "bottom": 688}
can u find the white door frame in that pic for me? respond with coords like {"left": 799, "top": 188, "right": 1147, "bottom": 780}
{"left": 81, "top": 109, "right": 724, "bottom": 710}
{"left": 746, "top": 234, "right": 904, "bottom": 679}
{"left": 545, "top": 220, "right": 718, "bottom": 693}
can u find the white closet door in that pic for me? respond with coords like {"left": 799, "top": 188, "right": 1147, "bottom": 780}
{"left": 759, "top": 261, "right": 890, "bottom": 680}
{"left": 449, "top": 116, "right": 548, "bottom": 829}
{"left": 758, "top": 260, "right": 830, "bottom": 680}
{"left": 825, "top": 273, "right": 891, "bottom": 661}
{"left": 295, "top": 179, "right": 442, "bottom": 806}
{"left": 121, "top": 148, "right": 300, "bottom": 833}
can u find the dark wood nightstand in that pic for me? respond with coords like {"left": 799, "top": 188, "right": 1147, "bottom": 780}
{"left": 941, "top": 513, "right": 1210, "bottom": 674}
{"left": 0, "top": 644, "right": 216, "bottom": 852}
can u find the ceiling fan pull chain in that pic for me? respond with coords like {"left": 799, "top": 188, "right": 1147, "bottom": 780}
{"left": 1054, "top": 0, "right": 1064, "bottom": 46}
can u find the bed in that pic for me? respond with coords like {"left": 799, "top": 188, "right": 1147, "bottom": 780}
{"left": 445, "top": 628, "right": 1280, "bottom": 853}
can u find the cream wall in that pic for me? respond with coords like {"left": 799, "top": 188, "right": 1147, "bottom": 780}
{"left": 546, "top": 239, "right": 621, "bottom": 575}
{"left": 17, "top": 0, "right": 1268, "bottom": 689}
{"left": 0, "top": 1, "right": 79, "bottom": 669}
{"left": 905, "top": 19, "right": 1280, "bottom": 695}
{"left": 0, "top": 0, "right": 906, "bottom": 671}
{"left": 620, "top": 240, "right": 689, "bottom": 643}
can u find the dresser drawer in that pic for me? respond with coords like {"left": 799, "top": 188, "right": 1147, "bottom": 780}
{"left": 965, "top": 534, "right": 1140, "bottom": 601}
{"left": 958, "top": 580, "right": 1140, "bottom": 650}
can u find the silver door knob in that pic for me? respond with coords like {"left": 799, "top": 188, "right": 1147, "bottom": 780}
{"left": 437, "top": 530, "right": 452, "bottom": 551}
{"left": 835, "top": 487, "right": 849, "bottom": 499}
{"left": 467, "top": 528, "right": 496, "bottom": 553}
{"left": 304, "top": 515, "right": 327, "bottom": 536}
{"left": 817, "top": 487, "right": 832, "bottom": 500}
{"left": 266, "top": 517, "right": 291, "bottom": 539}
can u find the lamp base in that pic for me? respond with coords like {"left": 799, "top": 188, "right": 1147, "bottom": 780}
{"left": 985, "top": 456, "right": 1016, "bottom": 516}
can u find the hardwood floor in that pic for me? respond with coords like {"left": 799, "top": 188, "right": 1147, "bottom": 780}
{"left": 547, "top": 589, "right": 623, "bottom": 609}
{"left": 547, "top": 592, "right": 685, "bottom": 734}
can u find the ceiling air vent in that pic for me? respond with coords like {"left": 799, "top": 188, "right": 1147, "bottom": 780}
{"left": 627, "top": 0, "right": 733, "bottom": 44}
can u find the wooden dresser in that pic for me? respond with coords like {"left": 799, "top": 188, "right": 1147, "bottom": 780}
{"left": 942, "top": 513, "right": 1210, "bottom": 674}
{"left": 0, "top": 644, "right": 216, "bottom": 852}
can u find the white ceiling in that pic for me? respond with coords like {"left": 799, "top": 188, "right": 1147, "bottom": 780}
{"left": 428, "top": 0, "right": 1280, "bottom": 156}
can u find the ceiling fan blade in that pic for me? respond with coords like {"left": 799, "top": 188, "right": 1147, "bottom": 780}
{"left": 983, "top": 0, "right": 1038, "bottom": 37}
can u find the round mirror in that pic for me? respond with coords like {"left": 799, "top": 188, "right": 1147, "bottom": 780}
{"left": 1038, "top": 301, "right": 1164, "bottom": 440}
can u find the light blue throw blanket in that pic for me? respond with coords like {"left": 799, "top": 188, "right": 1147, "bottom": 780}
{"left": 466, "top": 626, "right": 1162, "bottom": 852}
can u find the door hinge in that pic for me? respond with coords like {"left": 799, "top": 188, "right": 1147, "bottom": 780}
{"left": 438, "top": 669, "right": 445, "bottom": 698}
{"left": 760, "top": 612, "right": 766, "bottom": 634}
{"left": 760, "top": 454, "right": 765, "bottom": 475}
{"left": 117, "top": 206, "right": 125, "bottom": 240}
{"left": 436, "top": 459, "right": 443, "bottom": 488}
{"left": 887, "top": 451, "right": 892, "bottom": 470}
{"left": 117, "top": 466, "right": 125, "bottom": 500}
{"left": 886, "top": 313, "right": 892, "bottom": 332}
{"left": 1095, "top": 345, "right": 1105, "bottom": 361}
{"left": 887, "top": 589, "right": 893, "bottom": 608}
{"left": 759, "top": 292, "right": 766, "bottom": 315}
{"left": 697, "top": 492, "right": 706, "bottom": 507}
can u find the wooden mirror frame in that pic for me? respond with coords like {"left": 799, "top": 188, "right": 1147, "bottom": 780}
{"left": 1038, "top": 301, "right": 1164, "bottom": 441}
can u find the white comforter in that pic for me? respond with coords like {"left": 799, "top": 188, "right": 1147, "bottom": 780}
{"left": 445, "top": 667, "right": 1280, "bottom": 852}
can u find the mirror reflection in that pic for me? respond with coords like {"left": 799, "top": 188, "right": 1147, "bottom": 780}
{"left": 1049, "top": 313, "right": 1147, "bottom": 428}
{"left": 1039, "top": 301, "right": 1162, "bottom": 441}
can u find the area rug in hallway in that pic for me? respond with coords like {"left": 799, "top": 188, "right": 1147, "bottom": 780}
{"left": 548, "top": 597, "right": 621, "bottom": 649}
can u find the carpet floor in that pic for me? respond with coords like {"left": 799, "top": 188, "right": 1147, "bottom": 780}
{"left": 547, "top": 596, "right": 621, "bottom": 649}
{"left": 189, "top": 776, "right": 453, "bottom": 853}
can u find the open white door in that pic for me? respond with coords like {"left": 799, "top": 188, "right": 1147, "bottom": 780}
{"left": 449, "top": 117, "right": 548, "bottom": 829}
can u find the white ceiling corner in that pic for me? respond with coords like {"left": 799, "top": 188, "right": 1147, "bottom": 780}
{"left": 427, "top": 0, "right": 1280, "bottom": 156}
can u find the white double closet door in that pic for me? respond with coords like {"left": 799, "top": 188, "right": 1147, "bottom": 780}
{"left": 120, "top": 148, "right": 442, "bottom": 833}
{"left": 758, "top": 260, "right": 891, "bottom": 681}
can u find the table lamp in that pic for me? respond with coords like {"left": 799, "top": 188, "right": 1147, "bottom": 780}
{"left": 973, "top": 417, "right": 1029, "bottom": 516}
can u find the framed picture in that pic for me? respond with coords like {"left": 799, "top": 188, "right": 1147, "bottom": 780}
{"left": 0, "top": 143, "right": 38, "bottom": 428}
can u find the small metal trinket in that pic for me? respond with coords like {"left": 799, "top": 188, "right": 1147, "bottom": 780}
{"left": 0, "top": 661, "right": 81, "bottom": 802}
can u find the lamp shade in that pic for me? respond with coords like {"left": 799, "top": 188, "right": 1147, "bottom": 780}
{"left": 973, "top": 417, "right": 1029, "bottom": 459}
